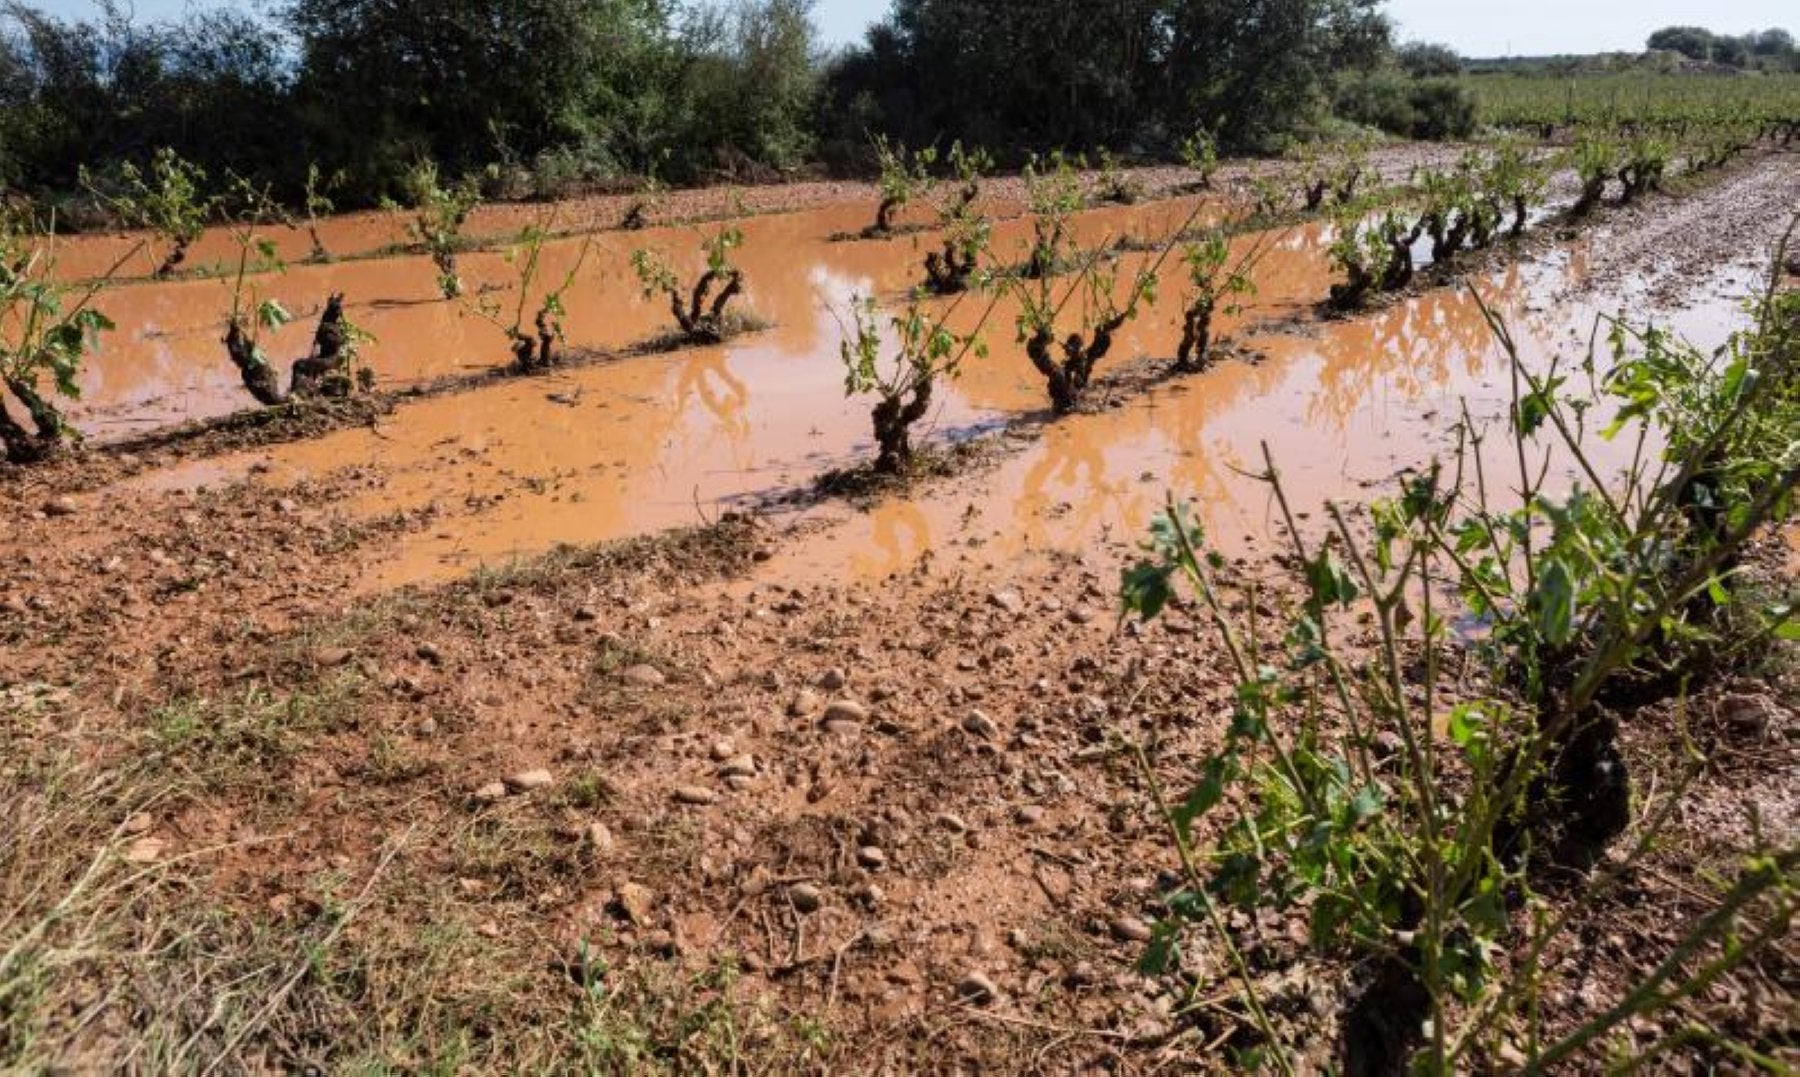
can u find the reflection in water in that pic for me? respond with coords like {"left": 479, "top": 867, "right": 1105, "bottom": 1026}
{"left": 107, "top": 185, "right": 1764, "bottom": 595}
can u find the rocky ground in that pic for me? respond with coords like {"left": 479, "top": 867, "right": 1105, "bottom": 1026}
{"left": 2, "top": 148, "right": 1796, "bottom": 1074}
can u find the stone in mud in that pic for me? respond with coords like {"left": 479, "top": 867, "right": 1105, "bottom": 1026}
{"left": 621, "top": 664, "right": 666, "bottom": 687}
{"left": 956, "top": 971, "right": 1000, "bottom": 1005}
{"left": 123, "top": 837, "right": 166, "bottom": 864}
{"left": 824, "top": 702, "right": 864, "bottom": 727}
{"left": 988, "top": 589, "right": 1025, "bottom": 614}
{"left": 1109, "top": 916, "right": 1153, "bottom": 943}
{"left": 616, "top": 881, "right": 656, "bottom": 925}
{"left": 788, "top": 882, "right": 824, "bottom": 913}
{"left": 505, "top": 769, "right": 554, "bottom": 793}
{"left": 313, "top": 646, "right": 354, "bottom": 668}
{"left": 962, "top": 710, "right": 999, "bottom": 738}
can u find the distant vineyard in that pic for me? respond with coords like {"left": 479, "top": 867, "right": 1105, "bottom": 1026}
{"left": 1465, "top": 72, "right": 1800, "bottom": 130}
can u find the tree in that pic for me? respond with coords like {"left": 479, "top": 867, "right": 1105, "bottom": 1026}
{"left": 1646, "top": 25, "right": 1715, "bottom": 61}
{"left": 1397, "top": 41, "right": 1459, "bottom": 77}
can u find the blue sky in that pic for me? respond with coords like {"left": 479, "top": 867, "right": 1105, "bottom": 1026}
{"left": 24, "top": 0, "right": 1799, "bottom": 56}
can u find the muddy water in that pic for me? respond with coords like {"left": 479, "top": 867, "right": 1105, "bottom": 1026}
{"left": 64, "top": 192, "right": 1242, "bottom": 436}
{"left": 763, "top": 244, "right": 1764, "bottom": 586}
{"left": 99, "top": 177, "right": 1765, "bottom": 593}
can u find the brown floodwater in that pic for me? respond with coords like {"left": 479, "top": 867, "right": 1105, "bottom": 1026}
{"left": 105, "top": 183, "right": 1764, "bottom": 593}
{"left": 61, "top": 191, "right": 1242, "bottom": 437}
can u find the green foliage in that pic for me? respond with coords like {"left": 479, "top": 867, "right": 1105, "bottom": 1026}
{"left": 1569, "top": 133, "right": 1621, "bottom": 216}
{"left": 389, "top": 160, "right": 483, "bottom": 300}
{"left": 1021, "top": 151, "right": 1085, "bottom": 279}
{"left": 1122, "top": 264, "right": 1800, "bottom": 1071}
{"left": 923, "top": 143, "right": 994, "bottom": 294}
{"left": 1095, "top": 148, "right": 1145, "bottom": 205}
{"left": 472, "top": 224, "right": 591, "bottom": 373}
{"left": 0, "top": 216, "right": 123, "bottom": 460}
{"left": 1174, "top": 230, "right": 1261, "bottom": 371}
{"left": 630, "top": 224, "right": 748, "bottom": 344}
{"left": 1180, "top": 129, "right": 1220, "bottom": 189}
{"left": 82, "top": 148, "right": 214, "bottom": 277}
{"left": 1334, "top": 73, "right": 1478, "bottom": 140}
{"left": 838, "top": 291, "right": 989, "bottom": 473}
{"left": 867, "top": 135, "right": 937, "bottom": 235}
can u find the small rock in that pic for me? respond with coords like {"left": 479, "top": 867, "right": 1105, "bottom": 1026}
{"left": 1109, "top": 916, "right": 1153, "bottom": 943}
{"left": 574, "top": 606, "right": 599, "bottom": 622}
{"left": 818, "top": 668, "right": 848, "bottom": 691}
{"left": 1015, "top": 805, "right": 1045, "bottom": 826}
{"left": 44, "top": 496, "right": 78, "bottom": 517}
{"left": 123, "top": 837, "right": 166, "bottom": 864}
{"left": 936, "top": 813, "right": 969, "bottom": 834}
{"left": 988, "top": 589, "right": 1024, "bottom": 614}
{"left": 709, "top": 739, "right": 736, "bottom": 762}
{"left": 616, "top": 881, "right": 656, "bottom": 925}
{"left": 674, "top": 785, "right": 718, "bottom": 806}
{"left": 473, "top": 782, "right": 508, "bottom": 802}
{"left": 857, "top": 845, "right": 888, "bottom": 870}
{"left": 821, "top": 699, "right": 868, "bottom": 733}
{"left": 788, "top": 689, "right": 822, "bottom": 717}
{"left": 789, "top": 882, "right": 824, "bottom": 913}
{"left": 962, "top": 710, "right": 999, "bottom": 738}
{"left": 313, "top": 646, "right": 354, "bottom": 668}
{"left": 122, "top": 812, "right": 154, "bottom": 835}
{"left": 414, "top": 715, "right": 438, "bottom": 737}
{"left": 718, "top": 754, "right": 757, "bottom": 779}
{"left": 956, "top": 971, "right": 1000, "bottom": 1005}
{"left": 583, "top": 823, "right": 616, "bottom": 853}
{"left": 505, "top": 769, "right": 554, "bottom": 793}
{"left": 621, "top": 664, "right": 666, "bottom": 687}
{"left": 416, "top": 642, "right": 443, "bottom": 664}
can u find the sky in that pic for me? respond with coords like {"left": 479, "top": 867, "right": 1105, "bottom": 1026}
{"left": 23, "top": 0, "right": 1799, "bottom": 57}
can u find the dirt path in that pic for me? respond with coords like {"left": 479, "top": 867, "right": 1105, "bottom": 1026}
{"left": 2, "top": 149, "right": 1795, "bottom": 1073}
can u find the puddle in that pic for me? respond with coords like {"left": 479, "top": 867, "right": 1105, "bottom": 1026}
{"left": 98, "top": 182, "right": 1767, "bottom": 595}
{"left": 759, "top": 248, "right": 1762, "bottom": 586}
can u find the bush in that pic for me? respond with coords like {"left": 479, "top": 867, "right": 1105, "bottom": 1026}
{"left": 1335, "top": 73, "right": 1477, "bottom": 140}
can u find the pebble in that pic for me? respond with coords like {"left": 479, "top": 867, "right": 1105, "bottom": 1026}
{"left": 314, "top": 646, "right": 354, "bottom": 668}
{"left": 789, "top": 882, "right": 824, "bottom": 913}
{"left": 718, "top": 754, "right": 757, "bottom": 779}
{"left": 616, "top": 881, "right": 656, "bottom": 925}
{"left": 988, "top": 589, "right": 1024, "bottom": 614}
{"left": 1015, "top": 805, "right": 1045, "bottom": 826}
{"left": 1109, "top": 916, "right": 1154, "bottom": 943}
{"left": 962, "top": 710, "right": 999, "bottom": 738}
{"left": 123, "top": 836, "right": 166, "bottom": 863}
{"left": 956, "top": 971, "right": 1000, "bottom": 1004}
{"left": 416, "top": 642, "right": 443, "bottom": 664}
{"left": 788, "top": 689, "right": 822, "bottom": 717}
{"left": 621, "top": 664, "right": 666, "bottom": 687}
{"left": 505, "top": 769, "right": 554, "bottom": 793}
{"left": 583, "top": 823, "right": 616, "bottom": 853}
{"left": 674, "top": 785, "right": 719, "bottom": 806}
{"left": 473, "top": 781, "right": 507, "bottom": 802}
{"left": 122, "top": 812, "right": 154, "bottom": 835}
{"left": 44, "top": 496, "right": 78, "bottom": 517}
{"left": 856, "top": 845, "right": 888, "bottom": 870}
{"left": 821, "top": 699, "right": 868, "bottom": 732}
{"left": 818, "top": 668, "right": 848, "bottom": 690}
{"left": 935, "top": 813, "right": 969, "bottom": 834}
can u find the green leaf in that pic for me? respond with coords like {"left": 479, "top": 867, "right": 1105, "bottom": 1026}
{"left": 1529, "top": 559, "right": 1577, "bottom": 647}
{"left": 1120, "top": 561, "right": 1175, "bottom": 621}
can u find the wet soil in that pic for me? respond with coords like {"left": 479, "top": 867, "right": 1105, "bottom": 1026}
{"left": 2, "top": 147, "right": 1796, "bottom": 1073}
